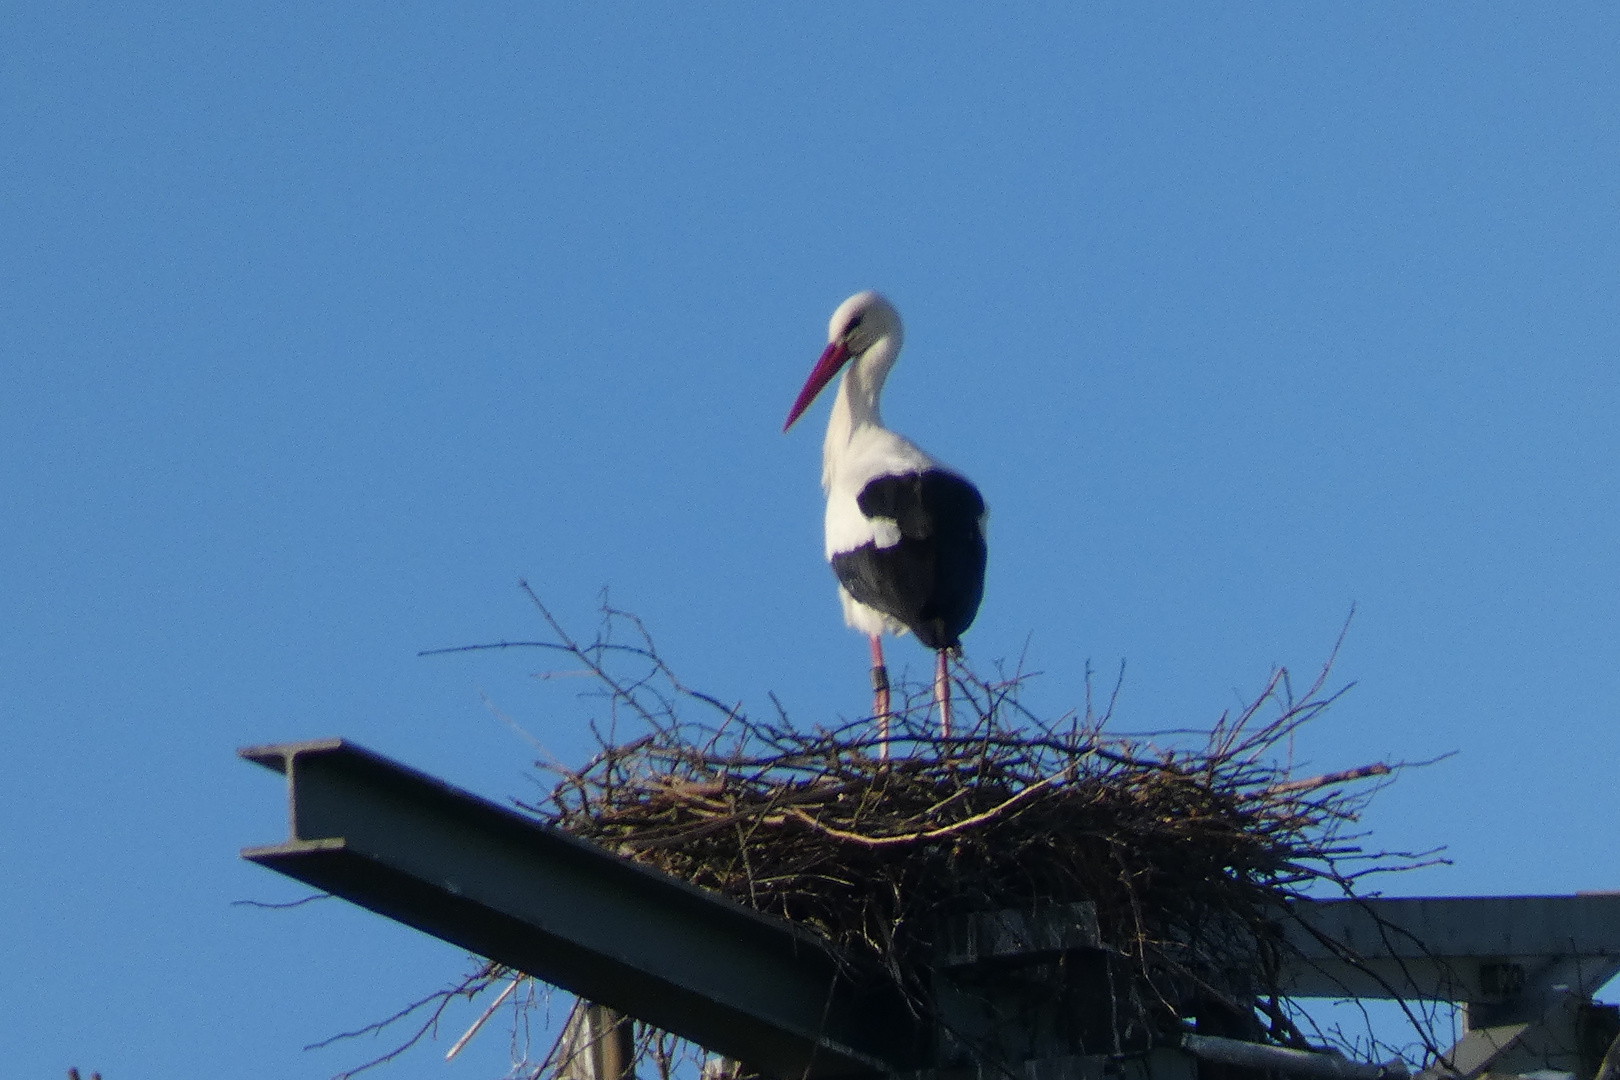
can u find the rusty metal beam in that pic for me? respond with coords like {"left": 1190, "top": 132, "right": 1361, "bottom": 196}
{"left": 240, "top": 738, "right": 919, "bottom": 1078}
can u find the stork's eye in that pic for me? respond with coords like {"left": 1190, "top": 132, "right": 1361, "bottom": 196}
{"left": 844, "top": 314, "right": 865, "bottom": 338}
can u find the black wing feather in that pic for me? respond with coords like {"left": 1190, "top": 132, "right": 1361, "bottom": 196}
{"left": 829, "top": 469, "right": 986, "bottom": 649}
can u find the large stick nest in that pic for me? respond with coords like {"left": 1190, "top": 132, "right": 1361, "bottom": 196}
{"left": 487, "top": 590, "right": 1439, "bottom": 1061}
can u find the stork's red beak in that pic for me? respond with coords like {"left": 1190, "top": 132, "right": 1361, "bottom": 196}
{"left": 783, "top": 340, "right": 851, "bottom": 432}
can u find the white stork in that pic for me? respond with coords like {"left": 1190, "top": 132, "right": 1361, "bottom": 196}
{"left": 783, "top": 291, "right": 987, "bottom": 751}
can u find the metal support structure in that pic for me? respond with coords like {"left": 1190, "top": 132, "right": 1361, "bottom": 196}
{"left": 1181, "top": 1035, "right": 1407, "bottom": 1080}
{"left": 241, "top": 738, "right": 1620, "bottom": 1080}
{"left": 1282, "top": 895, "right": 1620, "bottom": 1005}
{"left": 240, "top": 738, "right": 919, "bottom": 1079}
{"left": 1281, "top": 895, "right": 1620, "bottom": 1080}
{"left": 555, "top": 1002, "right": 636, "bottom": 1080}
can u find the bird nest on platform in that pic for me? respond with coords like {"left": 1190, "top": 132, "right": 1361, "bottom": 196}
{"left": 480, "top": 589, "right": 1444, "bottom": 1067}
{"left": 313, "top": 591, "right": 1444, "bottom": 1080}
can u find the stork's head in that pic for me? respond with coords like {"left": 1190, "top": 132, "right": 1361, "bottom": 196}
{"left": 783, "top": 291, "right": 904, "bottom": 432}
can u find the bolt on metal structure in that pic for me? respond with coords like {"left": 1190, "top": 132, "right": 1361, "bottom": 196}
{"left": 241, "top": 739, "right": 1620, "bottom": 1080}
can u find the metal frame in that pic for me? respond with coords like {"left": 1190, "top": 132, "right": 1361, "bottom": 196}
{"left": 241, "top": 738, "right": 919, "bottom": 1078}
{"left": 242, "top": 738, "right": 1620, "bottom": 1080}
{"left": 1283, "top": 894, "right": 1620, "bottom": 1005}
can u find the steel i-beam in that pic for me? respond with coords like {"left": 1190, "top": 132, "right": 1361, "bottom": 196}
{"left": 240, "top": 738, "right": 920, "bottom": 1079}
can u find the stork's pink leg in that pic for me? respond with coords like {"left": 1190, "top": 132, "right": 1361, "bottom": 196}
{"left": 869, "top": 635, "right": 891, "bottom": 760}
{"left": 935, "top": 650, "right": 952, "bottom": 740}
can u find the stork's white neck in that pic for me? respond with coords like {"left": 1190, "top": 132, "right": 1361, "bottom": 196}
{"left": 821, "top": 335, "right": 899, "bottom": 490}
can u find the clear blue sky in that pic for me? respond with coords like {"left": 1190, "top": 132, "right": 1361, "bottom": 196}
{"left": 4, "top": 4, "right": 1617, "bottom": 1076}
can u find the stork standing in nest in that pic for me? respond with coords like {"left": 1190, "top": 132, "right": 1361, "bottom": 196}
{"left": 783, "top": 291, "right": 988, "bottom": 753}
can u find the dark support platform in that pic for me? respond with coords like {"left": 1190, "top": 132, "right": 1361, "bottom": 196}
{"left": 1284, "top": 893, "right": 1620, "bottom": 1079}
{"left": 1283, "top": 894, "right": 1620, "bottom": 1003}
{"left": 240, "top": 738, "right": 920, "bottom": 1079}
{"left": 242, "top": 738, "right": 1620, "bottom": 1080}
